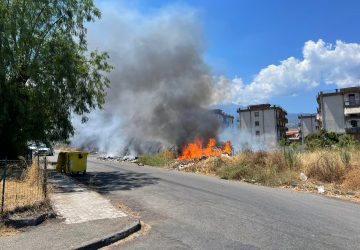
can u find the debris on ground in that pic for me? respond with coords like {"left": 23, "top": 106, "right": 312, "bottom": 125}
{"left": 317, "top": 185, "right": 325, "bottom": 194}
{"left": 300, "top": 172, "right": 308, "bottom": 182}
{"left": 97, "top": 154, "right": 138, "bottom": 163}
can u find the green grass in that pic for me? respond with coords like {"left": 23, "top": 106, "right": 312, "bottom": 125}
{"left": 138, "top": 154, "right": 174, "bottom": 167}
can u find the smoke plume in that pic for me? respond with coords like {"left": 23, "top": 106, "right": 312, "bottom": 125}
{"left": 71, "top": 4, "right": 220, "bottom": 155}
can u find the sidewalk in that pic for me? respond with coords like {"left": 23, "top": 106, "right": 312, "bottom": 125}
{"left": 0, "top": 172, "right": 140, "bottom": 250}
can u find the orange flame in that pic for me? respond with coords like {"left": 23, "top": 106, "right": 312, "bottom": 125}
{"left": 178, "top": 138, "right": 232, "bottom": 160}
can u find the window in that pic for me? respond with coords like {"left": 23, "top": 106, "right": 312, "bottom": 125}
{"left": 255, "top": 131, "right": 260, "bottom": 136}
{"left": 255, "top": 121, "right": 260, "bottom": 126}
{"left": 254, "top": 111, "right": 259, "bottom": 117}
{"left": 349, "top": 94, "right": 356, "bottom": 105}
{"left": 351, "top": 120, "right": 358, "bottom": 128}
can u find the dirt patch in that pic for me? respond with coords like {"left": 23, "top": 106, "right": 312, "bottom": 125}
{"left": 0, "top": 225, "right": 18, "bottom": 237}
{"left": 117, "top": 202, "right": 141, "bottom": 219}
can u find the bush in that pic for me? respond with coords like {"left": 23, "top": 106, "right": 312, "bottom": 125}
{"left": 340, "top": 149, "right": 351, "bottom": 166}
{"left": 305, "top": 129, "right": 339, "bottom": 150}
{"left": 338, "top": 134, "right": 359, "bottom": 148}
{"left": 304, "top": 152, "right": 346, "bottom": 183}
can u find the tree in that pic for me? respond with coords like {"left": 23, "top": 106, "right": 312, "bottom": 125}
{"left": 0, "top": 0, "right": 112, "bottom": 158}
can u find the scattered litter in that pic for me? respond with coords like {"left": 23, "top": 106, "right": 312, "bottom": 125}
{"left": 300, "top": 172, "right": 308, "bottom": 182}
{"left": 123, "top": 155, "right": 137, "bottom": 161}
{"left": 317, "top": 186, "right": 325, "bottom": 194}
{"left": 291, "top": 181, "right": 298, "bottom": 187}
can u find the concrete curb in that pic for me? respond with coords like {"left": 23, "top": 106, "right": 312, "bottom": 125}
{"left": 74, "top": 220, "right": 141, "bottom": 250}
{"left": 4, "top": 212, "right": 56, "bottom": 228}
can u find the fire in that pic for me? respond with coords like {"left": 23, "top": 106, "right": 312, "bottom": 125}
{"left": 178, "top": 138, "right": 232, "bottom": 160}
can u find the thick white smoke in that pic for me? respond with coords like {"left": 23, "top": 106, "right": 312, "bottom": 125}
{"left": 71, "top": 4, "right": 221, "bottom": 155}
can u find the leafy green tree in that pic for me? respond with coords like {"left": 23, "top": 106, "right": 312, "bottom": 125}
{"left": 0, "top": 0, "right": 112, "bottom": 158}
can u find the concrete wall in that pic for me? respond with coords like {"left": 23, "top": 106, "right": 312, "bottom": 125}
{"left": 239, "top": 109, "right": 277, "bottom": 146}
{"left": 300, "top": 116, "right": 318, "bottom": 137}
{"left": 321, "top": 95, "right": 345, "bottom": 133}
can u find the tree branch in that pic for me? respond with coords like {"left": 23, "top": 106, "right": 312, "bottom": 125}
{"left": 32, "top": 14, "right": 65, "bottom": 62}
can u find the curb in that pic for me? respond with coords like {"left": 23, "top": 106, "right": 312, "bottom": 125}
{"left": 74, "top": 220, "right": 141, "bottom": 250}
{"left": 5, "top": 212, "right": 56, "bottom": 228}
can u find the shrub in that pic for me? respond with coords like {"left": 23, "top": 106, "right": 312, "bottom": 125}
{"left": 283, "top": 148, "right": 299, "bottom": 170}
{"left": 338, "top": 134, "right": 359, "bottom": 148}
{"left": 340, "top": 149, "right": 351, "bottom": 167}
{"left": 303, "top": 152, "right": 346, "bottom": 183}
{"left": 305, "top": 129, "right": 339, "bottom": 150}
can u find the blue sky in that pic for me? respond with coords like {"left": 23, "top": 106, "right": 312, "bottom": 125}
{"left": 95, "top": 0, "right": 360, "bottom": 114}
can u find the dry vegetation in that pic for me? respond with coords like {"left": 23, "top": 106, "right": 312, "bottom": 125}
{"left": 138, "top": 150, "right": 176, "bottom": 167}
{"left": 143, "top": 147, "right": 360, "bottom": 196}
{"left": 0, "top": 161, "right": 45, "bottom": 214}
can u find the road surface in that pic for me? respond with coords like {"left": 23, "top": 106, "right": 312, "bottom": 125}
{"left": 75, "top": 157, "right": 360, "bottom": 250}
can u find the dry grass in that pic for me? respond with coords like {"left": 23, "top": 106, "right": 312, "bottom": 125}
{"left": 138, "top": 150, "right": 176, "bottom": 167}
{"left": 299, "top": 150, "right": 346, "bottom": 183}
{"left": 0, "top": 161, "right": 45, "bottom": 213}
{"left": 342, "top": 168, "right": 360, "bottom": 191}
{"left": 170, "top": 147, "right": 360, "bottom": 191}
{"left": 0, "top": 225, "right": 18, "bottom": 236}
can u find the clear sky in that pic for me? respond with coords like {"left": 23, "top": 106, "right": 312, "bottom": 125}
{"left": 95, "top": 0, "right": 360, "bottom": 114}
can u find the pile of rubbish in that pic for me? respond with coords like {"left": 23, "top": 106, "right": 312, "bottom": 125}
{"left": 97, "top": 154, "right": 138, "bottom": 163}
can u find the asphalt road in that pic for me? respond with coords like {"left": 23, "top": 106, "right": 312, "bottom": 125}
{"left": 76, "top": 157, "right": 360, "bottom": 250}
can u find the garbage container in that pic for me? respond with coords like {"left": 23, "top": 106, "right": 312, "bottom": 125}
{"left": 56, "top": 151, "right": 88, "bottom": 175}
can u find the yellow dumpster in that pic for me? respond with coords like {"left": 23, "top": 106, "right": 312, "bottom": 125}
{"left": 56, "top": 151, "right": 88, "bottom": 175}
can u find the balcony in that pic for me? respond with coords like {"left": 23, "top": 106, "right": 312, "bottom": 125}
{"left": 346, "top": 127, "right": 360, "bottom": 134}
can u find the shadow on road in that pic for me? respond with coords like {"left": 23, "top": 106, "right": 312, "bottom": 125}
{"left": 73, "top": 171, "right": 160, "bottom": 193}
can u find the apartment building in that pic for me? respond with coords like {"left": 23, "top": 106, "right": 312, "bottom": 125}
{"left": 211, "top": 109, "right": 234, "bottom": 127}
{"left": 317, "top": 87, "right": 360, "bottom": 139}
{"left": 237, "top": 104, "right": 288, "bottom": 146}
{"left": 298, "top": 114, "right": 319, "bottom": 138}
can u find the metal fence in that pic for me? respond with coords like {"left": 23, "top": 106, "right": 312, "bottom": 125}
{"left": 0, "top": 156, "right": 48, "bottom": 215}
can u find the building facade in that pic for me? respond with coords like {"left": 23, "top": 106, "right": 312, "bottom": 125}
{"left": 317, "top": 87, "right": 360, "bottom": 139}
{"left": 298, "top": 114, "right": 318, "bottom": 138}
{"left": 237, "top": 104, "right": 288, "bottom": 146}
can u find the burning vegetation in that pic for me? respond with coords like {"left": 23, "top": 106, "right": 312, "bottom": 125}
{"left": 178, "top": 138, "right": 232, "bottom": 160}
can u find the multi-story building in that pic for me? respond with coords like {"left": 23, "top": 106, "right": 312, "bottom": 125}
{"left": 298, "top": 114, "right": 319, "bottom": 139}
{"left": 317, "top": 87, "right": 360, "bottom": 139}
{"left": 211, "top": 109, "right": 234, "bottom": 127}
{"left": 237, "top": 104, "right": 288, "bottom": 146}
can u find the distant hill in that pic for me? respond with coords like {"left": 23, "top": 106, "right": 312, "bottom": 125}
{"left": 287, "top": 113, "right": 300, "bottom": 129}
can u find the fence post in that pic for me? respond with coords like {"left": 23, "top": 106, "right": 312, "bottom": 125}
{"left": 43, "top": 156, "right": 47, "bottom": 198}
{"left": 1, "top": 157, "right": 7, "bottom": 214}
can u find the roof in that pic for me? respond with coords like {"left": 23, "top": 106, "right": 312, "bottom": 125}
{"left": 237, "top": 104, "right": 287, "bottom": 115}
{"left": 317, "top": 86, "right": 360, "bottom": 98}
{"left": 286, "top": 129, "right": 300, "bottom": 136}
{"left": 210, "top": 109, "right": 234, "bottom": 119}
